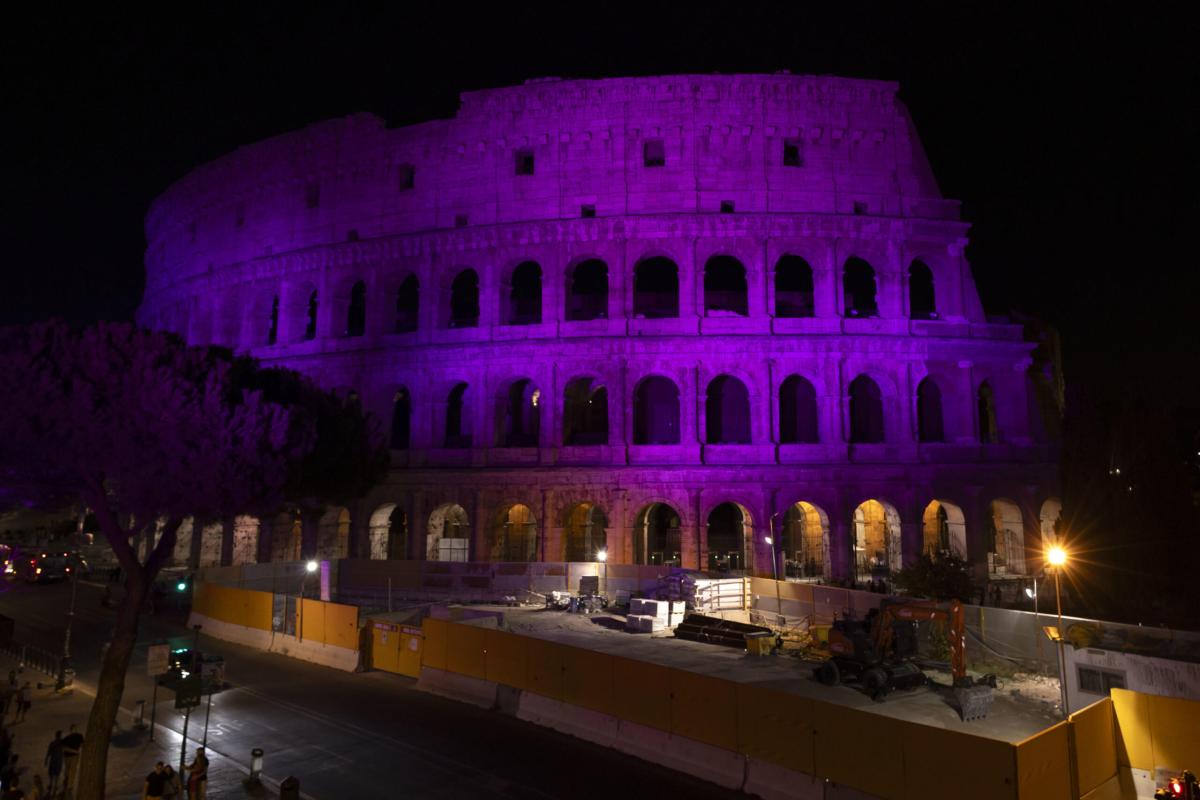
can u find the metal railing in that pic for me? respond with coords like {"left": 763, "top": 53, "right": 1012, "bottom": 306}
{"left": 0, "top": 640, "right": 65, "bottom": 679}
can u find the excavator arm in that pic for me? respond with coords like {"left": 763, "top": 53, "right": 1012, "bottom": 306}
{"left": 872, "top": 599, "right": 967, "bottom": 683}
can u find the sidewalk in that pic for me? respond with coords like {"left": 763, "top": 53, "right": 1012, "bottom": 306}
{"left": 0, "top": 653, "right": 294, "bottom": 799}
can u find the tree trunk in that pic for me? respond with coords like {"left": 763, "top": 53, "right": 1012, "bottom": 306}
{"left": 75, "top": 568, "right": 148, "bottom": 800}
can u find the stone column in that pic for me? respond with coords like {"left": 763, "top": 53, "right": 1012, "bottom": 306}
{"left": 219, "top": 515, "right": 235, "bottom": 567}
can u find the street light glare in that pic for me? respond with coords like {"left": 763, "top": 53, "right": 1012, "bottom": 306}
{"left": 764, "top": 536, "right": 773, "bottom": 546}
{"left": 305, "top": 560, "right": 319, "bottom": 573}
{"left": 596, "top": 549, "right": 607, "bottom": 563}
{"left": 1047, "top": 546, "right": 1067, "bottom": 567}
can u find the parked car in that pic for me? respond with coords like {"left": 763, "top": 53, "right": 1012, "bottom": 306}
{"left": 19, "top": 551, "right": 70, "bottom": 583}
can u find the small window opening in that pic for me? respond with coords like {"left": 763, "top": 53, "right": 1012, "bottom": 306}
{"left": 783, "top": 139, "right": 803, "bottom": 167}
{"left": 304, "top": 291, "right": 318, "bottom": 341}
{"left": 643, "top": 139, "right": 666, "bottom": 167}
{"left": 305, "top": 183, "right": 321, "bottom": 209}
{"left": 515, "top": 148, "right": 535, "bottom": 175}
{"left": 454, "top": 214, "right": 469, "bottom": 228}
{"left": 347, "top": 229, "right": 360, "bottom": 242}
{"left": 720, "top": 200, "right": 735, "bottom": 214}
{"left": 581, "top": 204, "right": 596, "bottom": 218}
{"left": 853, "top": 200, "right": 868, "bottom": 215}
{"left": 397, "top": 163, "right": 415, "bottom": 190}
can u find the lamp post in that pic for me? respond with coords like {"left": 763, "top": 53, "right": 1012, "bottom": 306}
{"left": 1025, "top": 575, "right": 1042, "bottom": 667}
{"left": 596, "top": 549, "right": 607, "bottom": 600}
{"left": 1046, "top": 545, "right": 1069, "bottom": 716}
{"left": 767, "top": 510, "right": 784, "bottom": 622}
{"left": 298, "top": 560, "right": 318, "bottom": 643}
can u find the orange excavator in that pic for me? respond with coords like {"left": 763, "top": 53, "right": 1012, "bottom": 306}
{"left": 814, "top": 597, "right": 995, "bottom": 720}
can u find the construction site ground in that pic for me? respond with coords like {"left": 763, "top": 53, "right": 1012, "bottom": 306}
{"left": 471, "top": 604, "right": 1062, "bottom": 743}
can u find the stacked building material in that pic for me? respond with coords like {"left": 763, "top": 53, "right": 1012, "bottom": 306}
{"left": 673, "top": 613, "right": 773, "bottom": 649}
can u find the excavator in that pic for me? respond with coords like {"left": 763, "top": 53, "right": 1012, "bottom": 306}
{"left": 814, "top": 597, "right": 996, "bottom": 720}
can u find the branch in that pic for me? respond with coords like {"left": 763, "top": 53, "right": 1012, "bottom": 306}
{"left": 144, "top": 516, "right": 182, "bottom": 582}
{"left": 81, "top": 477, "right": 140, "bottom": 578}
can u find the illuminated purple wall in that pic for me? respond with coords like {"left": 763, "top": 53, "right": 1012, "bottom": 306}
{"left": 139, "top": 74, "right": 1060, "bottom": 588}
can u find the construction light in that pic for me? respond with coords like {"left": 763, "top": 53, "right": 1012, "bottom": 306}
{"left": 305, "top": 560, "right": 319, "bottom": 573}
{"left": 1047, "top": 546, "right": 1067, "bottom": 567}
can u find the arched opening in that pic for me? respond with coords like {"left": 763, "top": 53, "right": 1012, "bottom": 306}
{"left": 706, "top": 502, "right": 750, "bottom": 573}
{"left": 774, "top": 255, "right": 815, "bottom": 317}
{"left": 198, "top": 521, "right": 223, "bottom": 567}
{"left": 633, "top": 376, "right": 680, "bottom": 444}
{"left": 496, "top": 379, "right": 540, "bottom": 448}
{"left": 917, "top": 377, "right": 945, "bottom": 443}
{"left": 779, "top": 375, "right": 819, "bottom": 444}
{"left": 782, "top": 501, "right": 830, "bottom": 579}
{"left": 390, "top": 388, "right": 411, "bottom": 450}
{"left": 564, "top": 502, "right": 608, "bottom": 562}
{"left": 633, "top": 503, "right": 682, "bottom": 566}
{"left": 267, "top": 296, "right": 280, "bottom": 345}
{"left": 563, "top": 377, "right": 608, "bottom": 445}
{"left": 987, "top": 499, "right": 1025, "bottom": 575}
{"left": 231, "top": 515, "right": 259, "bottom": 565}
{"left": 921, "top": 500, "right": 966, "bottom": 558}
{"left": 843, "top": 257, "right": 878, "bottom": 317}
{"left": 427, "top": 504, "right": 469, "bottom": 562}
{"left": 444, "top": 383, "right": 471, "bottom": 448}
{"left": 270, "top": 511, "right": 302, "bottom": 562}
{"left": 304, "top": 290, "right": 319, "bottom": 340}
{"left": 369, "top": 504, "right": 408, "bottom": 560}
{"left": 705, "top": 375, "right": 751, "bottom": 444}
{"left": 633, "top": 256, "right": 679, "bottom": 319}
{"left": 566, "top": 259, "right": 608, "bottom": 321}
{"left": 449, "top": 269, "right": 479, "bottom": 328}
{"left": 703, "top": 255, "right": 748, "bottom": 316}
{"left": 978, "top": 382, "right": 999, "bottom": 443}
{"left": 909, "top": 260, "right": 937, "bottom": 319}
{"left": 853, "top": 499, "right": 902, "bottom": 582}
{"left": 505, "top": 261, "right": 542, "bottom": 325}
{"left": 395, "top": 275, "right": 419, "bottom": 333}
{"left": 491, "top": 504, "right": 538, "bottom": 562}
{"left": 317, "top": 507, "right": 350, "bottom": 560}
{"left": 346, "top": 280, "right": 367, "bottom": 337}
{"left": 1039, "top": 498, "right": 1063, "bottom": 547}
{"left": 849, "top": 375, "right": 885, "bottom": 443}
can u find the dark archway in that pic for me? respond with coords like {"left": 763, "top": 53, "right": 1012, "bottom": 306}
{"left": 267, "top": 296, "right": 280, "bottom": 345}
{"left": 506, "top": 261, "right": 542, "bottom": 325}
{"left": 566, "top": 259, "right": 608, "bottom": 321}
{"left": 849, "top": 375, "right": 885, "bottom": 443}
{"left": 706, "top": 502, "right": 748, "bottom": 573}
{"left": 633, "top": 376, "right": 680, "bottom": 444}
{"left": 445, "top": 383, "right": 471, "bottom": 448}
{"left": 346, "top": 280, "right": 367, "bottom": 336}
{"left": 304, "top": 290, "right": 318, "bottom": 340}
{"left": 491, "top": 504, "right": 538, "bottom": 562}
{"left": 633, "top": 503, "right": 682, "bottom": 565}
{"left": 775, "top": 255, "right": 815, "bottom": 317}
{"left": 843, "top": 257, "right": 878, "bottom": 317}
{"left": 449, "top": 269, "right": 479, "bottom": 328}
{"left": 563, "top": 377, "right": 608, "bottom": 445}
{"left": 909, "top": 260, "right": 937, "bottom": 319}
{"left": 779, "top": 375, "right": 819, "bottom": 444}
{"left": 978, "top": 382, "right": 999, "bottom": 443}
{"left": 564, "top": 503, "right": 608, "bottom": 562}
{"left": 390, "top": 388, "right": 411, "bottom": 450}
{"left": 633, "top": 257, "right": 679, "bottom": 319}
{"left": 916, "top": 377, "right": 944, "bottom": 443}
{"left": 705, "top": 375, "right": 751, "bottom": 443}
{"left": 704, "top": 255, "right": 748, "bottom": 316}
{"left": 496, "top": 379, "right": 540, "bottom": 447}
{"left": 395, "top": 275, "right": 419, "bottom": 333}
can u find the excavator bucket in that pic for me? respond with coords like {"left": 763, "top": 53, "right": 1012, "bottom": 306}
{"left": 955, "top": 684, "right": 994, "bottom": 721}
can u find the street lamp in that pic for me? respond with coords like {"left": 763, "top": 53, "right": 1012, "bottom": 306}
{"left": 766, "top": 509, "right": 784, "bottom": 622}
{"left": 298, "top": 560, "right": 318, "bottom": 643}
{"left": 1046, "top": 545, "right": 1069, "bottom": 715}
{"left": 596, "top": 549, "right": 607, "bottom": 599}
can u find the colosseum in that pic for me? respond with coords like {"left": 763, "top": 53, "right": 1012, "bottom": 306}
{"left": 138, "top": 74, "right": 1061, "bottom": 593}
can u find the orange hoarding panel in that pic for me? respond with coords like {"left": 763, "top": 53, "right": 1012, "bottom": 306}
{"left": 560, "top": 646, "right": 614, "bottom": 715}
{"left": 421, "top": 617, "right": 448, "bottom": 671}
{"left": 299, "top": 598, "right": 325, "bottom": 644}
{"left": 1148, "top": 693, "right": 1200, "bottom": 775}
{"left": 1070, "top": 698, "right": 1117, "bottom": 797}
{"left": 902, "top": 723, "right": 1016, "bottom": 800}
{"left": 736, "top": 684, "right": 814, "bottom": 775}
{"left": 371, "top": 624, "right": 400, "bottom": 673}
{"left": 1015, "top": 722, "right": 1072, "bottom": 800}
{"left": 524, "top": 637, "right": 565, "bottom": 701}
{"left": 484, "top": 629, "right": 527, "bottom": 690}
{"left": 241, "top": 588, "right": 273, "bottom": 631}
{"left": 397, "top": 628, "right": 422, "bottom": 678}
{"left": 812, "top": 701, "right": 903, "bottom": 798}
{"left": 446, "top": 623, "right": 488, "bottom": 680}
{"left": 1110, "top": 688, "right": 1153, "bottom": 770}
{"left": 668, "top": 668, "right": 738, "bottom": 752}
{"left": 322, "top": 601, "right": 359, "bottom": 650}
{"left": 610, "top": 656, "right": 670, "bottom": 732}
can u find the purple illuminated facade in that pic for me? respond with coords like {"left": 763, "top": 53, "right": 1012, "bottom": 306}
{"left": 139, "top": 74, "right": 1060, "bottom": 590}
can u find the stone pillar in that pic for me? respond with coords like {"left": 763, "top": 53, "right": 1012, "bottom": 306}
{"left": 219, "top": 515, "right": 235, "bottom": 567}
{"left": 188, "top": 517, "right": 204, "bottom": 570}
{"left": 412, "top": 492, "right": 427, "bottom": 562}
{"left": 348, "top": 499, "right": 370, "bottom": 560}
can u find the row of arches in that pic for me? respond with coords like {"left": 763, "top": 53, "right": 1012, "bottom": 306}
{"left": 387, "top": 372, "right": 1006, "bottom": 449}
{"left": 237, "top": 255, "right": 945, "bottom": 347}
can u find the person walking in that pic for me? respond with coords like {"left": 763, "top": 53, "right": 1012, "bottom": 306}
{"left": 185, "top": 747, "right": 207, "bottom": 800}
{"left": 1, "top": 774, "right": 24, "bottom": 799}
{"left": 0, "top": 683, "right": 13, "bottom": 721}
{"left": 161, "top": 764, "right": 182, "bottom": 800}
{"left": 43, "top": 730, "right": 63, "bottom": 796}
{"left": 60, "top": 723, "right": 83, "bottom": 795}
{"left": 14, "top": 684, "right": 30, "bottom": 723}
{"left": 144, "top": 761, "right": 168, "bottom": 800}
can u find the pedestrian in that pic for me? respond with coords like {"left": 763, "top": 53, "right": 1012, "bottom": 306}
{"left": 14, "top": 683, "right": 30, "bottom": 723}
{"left": 161, "top": 764, "right": 182, "bottom": 800}
{"left": 6, "top": 671, "right": 15, "bottom": 691}
{"left": 0, "top": 725, "right": 11, "bottom": 768}
{"left": 0, "top": 687, "right": 11, "bottom": 722}
{"left": 1, "top": 773, "right": 24, "bottom": 799}
{"left": 185, "top": 746, "right": 208, "bottom": 800}
{"left": 43, "top": 730, "right": 63, "bottom": 796}
{"left": 60, "top": 723, "right": 83, "bottom": 795}
{"left": 0, "top": 754, "right": 21, "bottom": 789}
{"left": 144, "top": 761, "right": 168, "bottom": 800}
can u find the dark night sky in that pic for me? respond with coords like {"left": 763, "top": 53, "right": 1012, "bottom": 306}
{"left": 4, "top": 4, "right": 1198, "bottom": 412}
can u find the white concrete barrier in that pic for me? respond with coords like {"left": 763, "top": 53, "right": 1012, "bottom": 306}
{"left": 188, "top": 612, "right": 359, "bottom": 672}
{"left": 516, "top": 692, "right": 619, "bottom": 748}
{"left": 744, "top": 757, "right": 826, "bottom": 800}
{"left": 188, "top": 613, "right": 273, "bottom": 650}
{"left": 416, "top": 666, "right": 498, "bottom": 709}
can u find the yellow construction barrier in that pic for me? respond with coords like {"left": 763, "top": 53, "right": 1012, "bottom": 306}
{"left": 322, "top": 601, "right": 359, "bottom": 649}
{"left": 298, "top": 598, "right": 325, "bottom": 643}
{"left": 560, "top": 645, "right": 614, "bottom": 715}
{"left": 736, "top": 684, "right": 814, "bottom": 775}
{"left": 421, "top": 617, "right": 448, "bottom": 670}
{"left": 668, "top": 668, "right": 739, "bottom": 752}
{"left": 1070, "top": 698, "right": 1117, "bottom": 797}
{"left": 524, "top": 637, "right": 566, "bottom": 701}
{"left": 1015, "top": 721, "right": 1072, "bottom": 800}
{"left": 446, "top": 622, "right": 488, "bottom": 680}
{"left": 397, "top": 626, "right": 422, "bottom": 678}
{"left": 812, "top": 701, "right": 905, "bottom": 798}
{"left": 371, "top": 621, "right": 401, "bottom": 673}
{"left": 902, "top": 723, "right": 1017, "bottom": 800}
{"left": 610, "top": 655, "right": 671, "bottom": 732}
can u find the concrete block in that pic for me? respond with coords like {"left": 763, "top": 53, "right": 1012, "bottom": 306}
{"left": 517, "top": 692, "right": 619, "bottom": 749}
{"left": 744, "top": 757, "right": 825, "bottom": 800}
{"left": 416, "top": 666, "right": 499, "bottom": 709}
{"left": 662, "top": 732, "right": 746, "bottom": 790}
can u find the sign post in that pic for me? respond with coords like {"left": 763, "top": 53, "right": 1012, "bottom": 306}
{"left": 146, "top": 642, "right": 170, "bottom": 741}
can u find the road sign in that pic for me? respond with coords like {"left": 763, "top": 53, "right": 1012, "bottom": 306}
{"left": 147, "top": 643, "right": 171, "bottom": 676}
{"left": 174, "top": 674, "right": 202, "bottom": 710}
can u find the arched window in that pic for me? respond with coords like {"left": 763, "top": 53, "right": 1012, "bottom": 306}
{"left": 707, "top": 502, "right": 748, "bottom": 572}
{"left": 978, "top": 382, "right": 999, "bottom": 443}
{"left": 704, "top": 255, "right": 748, "bottom": 316}
{"left": 267, "top": 296, "right": 279, "bottom": 345}
{"left": 849, "top": 375, "right": 885, "bottom": 443}
{"left": 705, "top": 375, "right": 751, "bottom": 443}
{"left": 390, "top": 388, "right": 410, "bottom": 450}
{"left": 782, "top": 501, "right": 829, "bottom": 579}
{"left": 345, "top": 281, "right": 367, "bottom": 337}
{"left": 369, "top": 504, "right": 408, "bottom": 560}
{"left": 633, "top": 376, "right": 680, "bottom": 444}
{"left": 909, "top": 260, "right": 937, "bottom": 319}
{"left": 987, "top": 499, "right": 1025, "bottom": 575}
{"left": 566, "top": 259, "right": 608, "bottom": 321}
{"left": 916, "top": 377, "right": 944, "bottom": 443}
{"left": 395, "top": 275, "right": 418, "bottom": 333}
{"left": 852, "top": 499, "right": 902, "bottom": 580}
{"left": 779, "top": 375, "right": 819, "bottom": 444}
{"left": 775, "top": 255, "right": 815, "bottom": 317}
{"left": 564, "top": 503, "right": 608, "bottom": 562}
{"left": 922, "top": 500, "right": 966, "bottom": 558}
{"left": 449, "top": 270, "right": 479, "bottom": 328}
{"left": 506, "top": 261, "right": 542, "bottom": 325}
{"left": 633, "top": 503, "right": 682, "bottom": 565}
{"left": 563, "top": 377, "right": 608, "bottom": 445}
{"left": 427, "top": 504, "right": 469, "bottom": 562}
{"left": 445, "top": 383, "right": 470, "bottom": 448}
{"left": 304, "top": 290, "right": 318, "bottom": 340}
{"left": 496, "top": 379, "right": 540, "bottom": 447}
{"left": 843, "top": 257, "right": 878, "bottom": 317}
{"left": 633, "top": 257, "right": 679, "bottom": 319}
{"left": 491, "top": 504, "right": 538, "bottom": 562}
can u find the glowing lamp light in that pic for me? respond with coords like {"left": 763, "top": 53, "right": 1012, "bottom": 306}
{"left": 305, "top": 560, "right": 319, "bottom": 573}
{"left": 596, "top": 549, "right": 607, "bottom": 563}
{"left": 764, "top": 536, "right": 774, "bottom": 546}
{"left": 1047, "top": 546, "right": 1067, "bottom": 567}
{"left": 177, "top": 581, "right": 188, "bottom": 592}
{"left": 1025, "top": 587, "right": 1035, "bottom": 599}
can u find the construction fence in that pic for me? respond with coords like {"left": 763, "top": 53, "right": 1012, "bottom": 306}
{"left": 191, "top": 581, "right": 359, "bottom": 651}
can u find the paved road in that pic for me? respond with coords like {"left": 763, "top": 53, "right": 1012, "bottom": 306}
{"left": 0, "top": 577, "right": 745, "bottom": 799}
